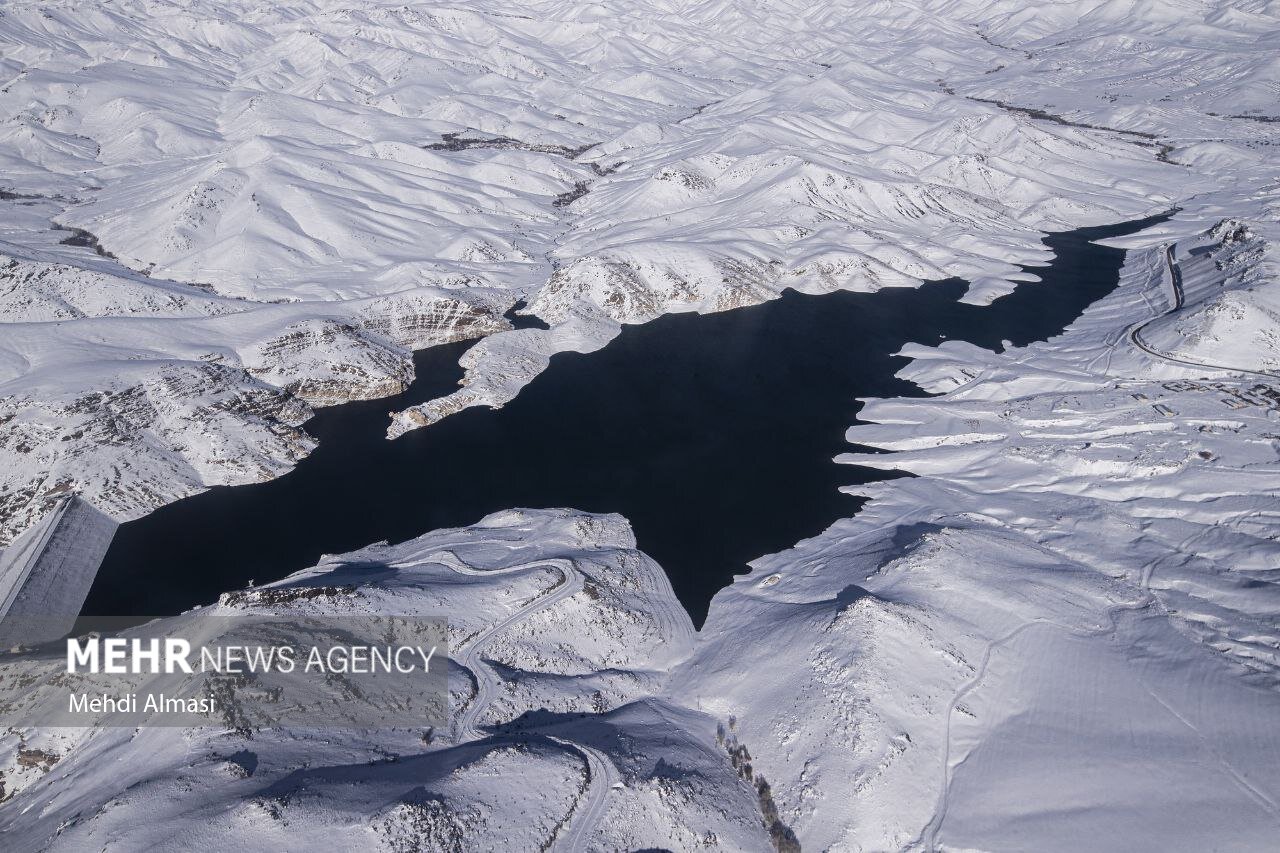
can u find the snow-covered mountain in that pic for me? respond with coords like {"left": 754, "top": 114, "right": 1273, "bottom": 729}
{"left": 0, "top": 508, "right": 770, "bottom": 851}
{"left": 0, "top": 0, "right": 1223, "bottom": 539}
{"left": 687, "top": 228, "right": 1280, "bottom": 849}
{"left": 2, "top": 0, "right": 1280, "bottom": 850}
{"left": 7, "top": 221, "right": 1280, "bottom": 850}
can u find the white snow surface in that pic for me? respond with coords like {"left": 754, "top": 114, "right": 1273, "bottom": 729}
{"left": 0, "top": 508, "right": 773, "bottom": 852}
{"left": 2, "top": 0, "right": 1280, "bottom": 850}
{"left": 680, "top": 231, "right": 1280, "bottom": 850}
{"left": 5, "top": 229, "right": 1280, "bottom": 849}
{"left": 8, "top": 0, "right": 1261, "bottom": 539}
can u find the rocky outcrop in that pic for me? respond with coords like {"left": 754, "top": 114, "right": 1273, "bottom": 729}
{"left": 0, "top": 362, "right": 314, "bottom": 544}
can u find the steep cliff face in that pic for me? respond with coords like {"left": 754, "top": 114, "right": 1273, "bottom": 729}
{"left": 0, "top": 283, "right": 513, "bottom": 544}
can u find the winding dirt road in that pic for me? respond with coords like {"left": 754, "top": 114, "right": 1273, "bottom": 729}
{"left": 423, "top": 548, "right": 620, "bottom": 852}
{"left": 1128, "top": 244, "right": 1279, "bottom": 381}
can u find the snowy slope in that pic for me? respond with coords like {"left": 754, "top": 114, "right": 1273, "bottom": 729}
{"left": 677, "top": 232, "right": 1280, "bottom": 850}
{"left": 0, "top": 0, "right": 1209, "bottom": 540}
{"left": 9, "top": 225, "right": 1280, "bottom": 851}
{"left": 1, "top": 1, "right": 1279, "bottom": 850}
{"left": 1137, "top": 219, "right": 1280, "bottom": 374}
{"left": 6, "top": 229, "right": 1280, "bottom": 848}
{"left": 0, "top": 509, "right": 774, "bottom": 853}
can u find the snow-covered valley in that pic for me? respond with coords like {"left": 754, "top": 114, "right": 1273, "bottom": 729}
{"left": 2, "top": 0, "right": 1279, "bottom": 850}
{"left": 0, "top": 0, "right": 1200, "bottom": 541}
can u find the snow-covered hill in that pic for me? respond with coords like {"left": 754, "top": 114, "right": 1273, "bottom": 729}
{"left": 0, "top": 509, "right": 775, "bottom": 852}
{"left": 1, "top": 0, "right": 1232, "bottom": 539}
{"left": 679, "top": 230, "right": 1280, "bottom": 849}
{"left": 8, "top": 225, "right": 1280, "bottom": 851}
{"left": 2, "top": 0, "right": 1280, "bottom": 849}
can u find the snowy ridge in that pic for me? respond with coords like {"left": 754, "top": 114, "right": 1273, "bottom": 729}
{"left": 6, "top": 230, "right": 1280, "bottom": 847}
{"left": 681, "top": 233, "right": 1280, "bottom": 849}
{"left": 0, "top": 509, "right": 775, "bottom": 852}
{"left": 0, "top": 0, "right": 1203, "bottom": 537}
{"left": 0, "top": 0, "right": 1278, "bottom": 848}
{"left": 1138, "top": 219, "right": 1280, "bottom": 375}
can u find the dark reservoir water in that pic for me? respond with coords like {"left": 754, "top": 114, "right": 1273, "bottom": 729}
{"left": 84, "top": 214, "right": 1167, "bottom": 627}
